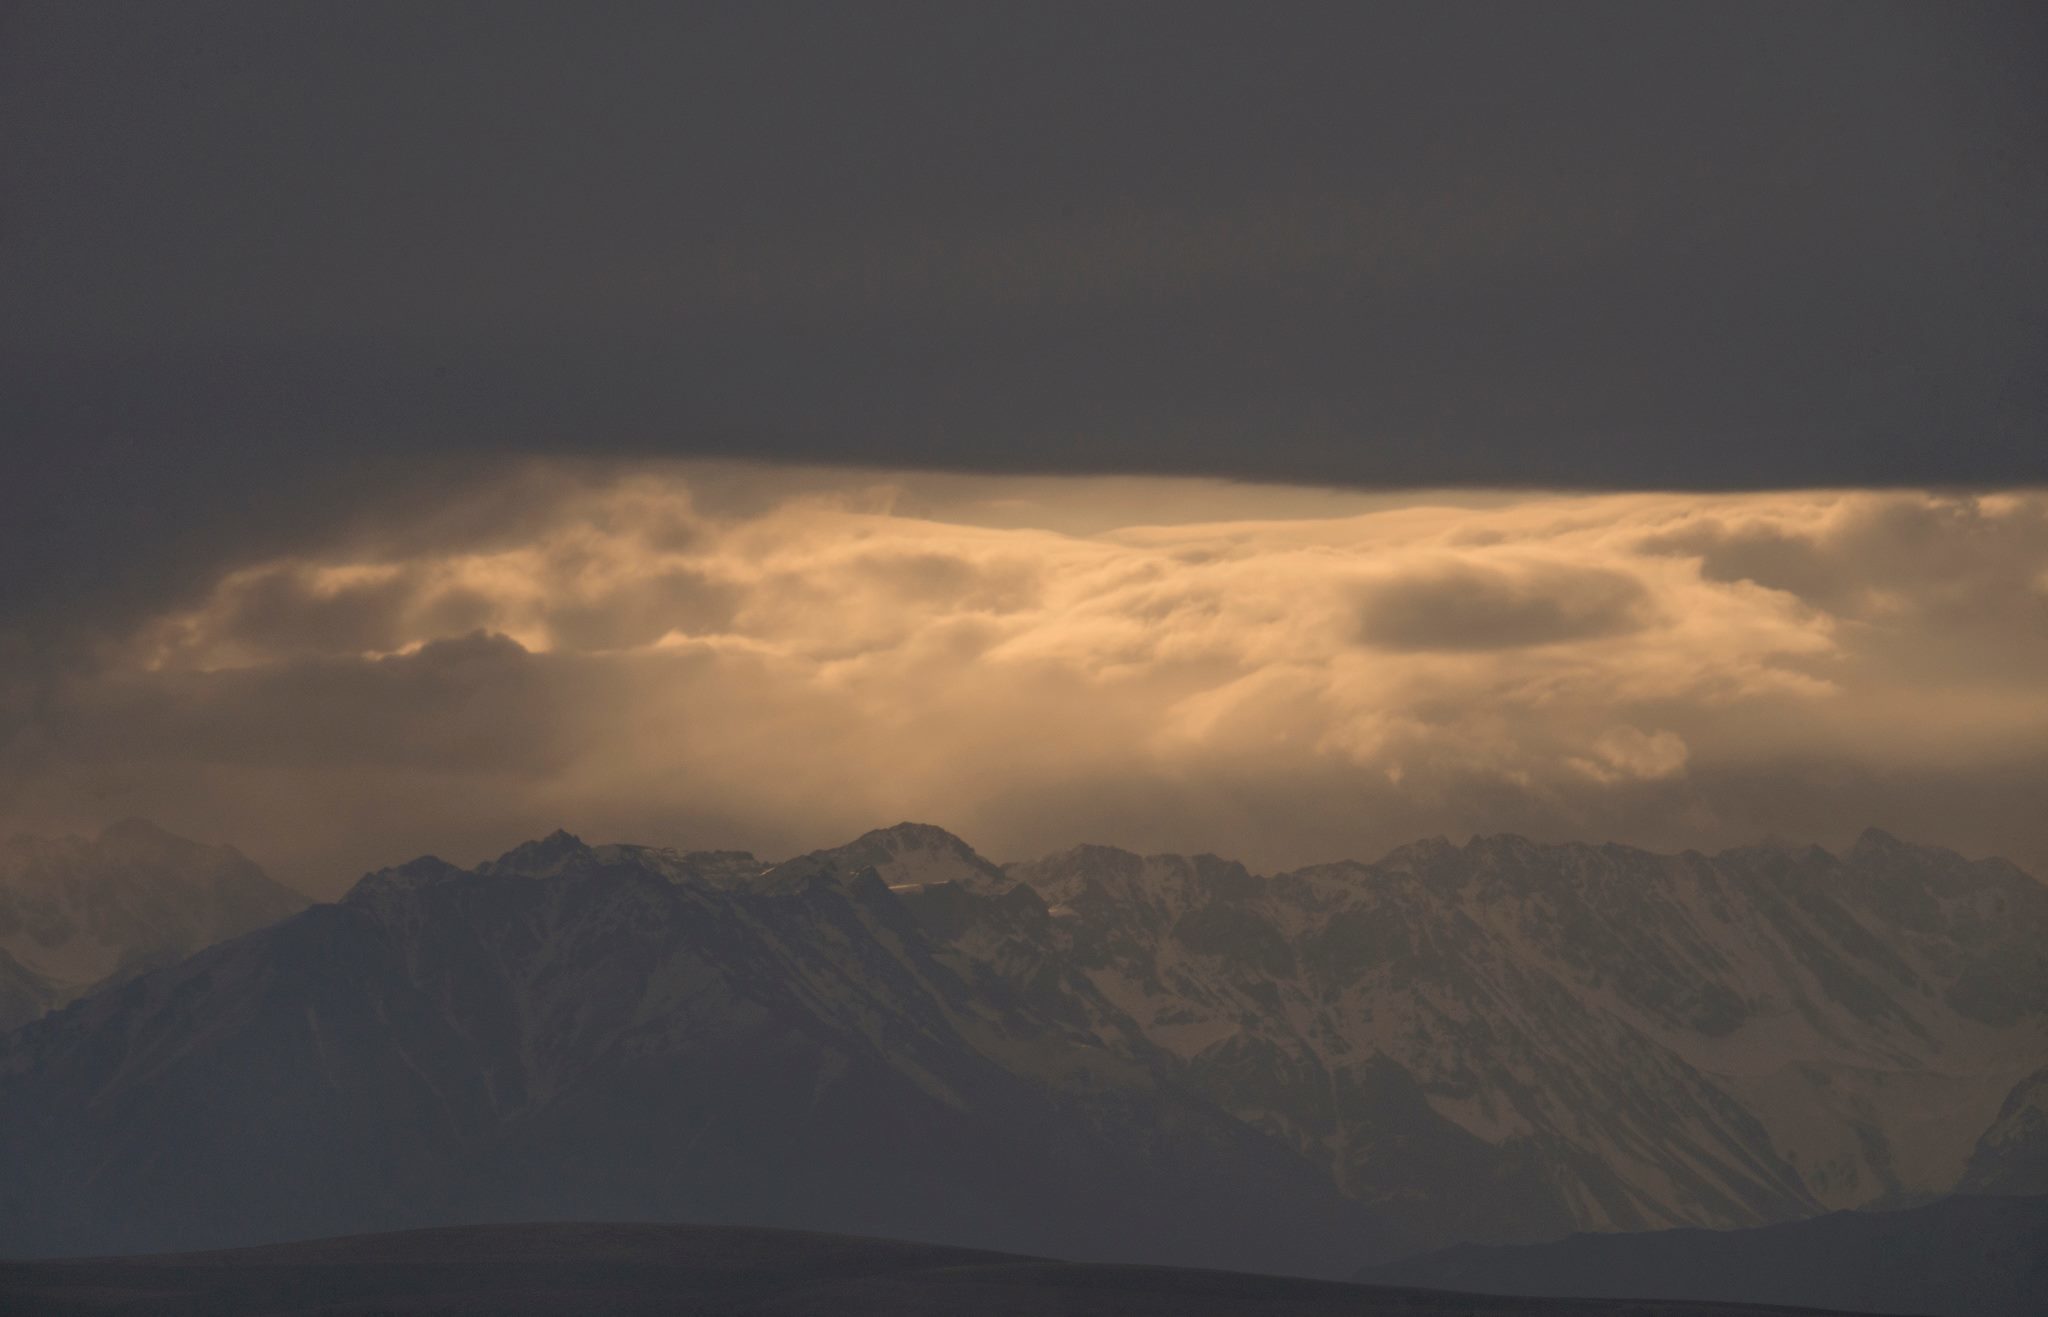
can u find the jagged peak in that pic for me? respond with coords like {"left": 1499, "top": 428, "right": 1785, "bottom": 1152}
{"left": 519, "top": 827, "right": 588, "bottom": 855}
{"left": 1463, "top": 832, "right": 1543, "bottom": 860}
{"left": 1184, "top": 851, "right": 1255, "bottom": 881}
{"left": 1715, "top": 835, "right": 1839, "bottom": 868}
{"left": 792, "top": 822, "right": 1010, "bottom": 892}
{"left": 1375, "top": 835, "right": 1458, "bottom": 868}
{"left": 857, "top": 821, "right": 980, "bottom": 854}
{"left": 1850, "top": 826, "right": 1909, "bottom": 858}
{"left": 341, "top": 854, "right": 465, "bottom": 905}
{"left": 1845, "top": 828, "right": 1985, "bottom": 876}
{"left": 482, "top": 829, "right": 596, "bottom": 877}
{"left": 1030, "top": 841, "right": 1144, "bottom": 871}
{"left": 677, "top": 848, "right": 762, "bottom": 865}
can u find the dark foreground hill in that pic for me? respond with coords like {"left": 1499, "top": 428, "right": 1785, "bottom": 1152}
{"left": 0, "top": 1221, "right": 1893, "bottom": 1317}
{"left": 1358, "top": 1193, "right": 2048, "bottom": 1317}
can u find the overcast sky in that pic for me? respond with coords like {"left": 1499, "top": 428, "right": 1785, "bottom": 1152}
{"left": 4, "top": 4, "right": 2045, "bottom": 884}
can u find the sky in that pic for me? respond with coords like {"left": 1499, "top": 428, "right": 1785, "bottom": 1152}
{"left": 3, "top": 3, "right": 2046, "bottom": 891}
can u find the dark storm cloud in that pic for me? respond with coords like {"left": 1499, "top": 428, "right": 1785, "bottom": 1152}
{"left": 4, "top": 2, "right": 2047, "bottom": 633}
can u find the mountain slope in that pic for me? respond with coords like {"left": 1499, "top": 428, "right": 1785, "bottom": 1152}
{"left": 0, "top": 820, "right": 306, "bottom": 1016}
{"left": 1963, "top": 1064, "right": 2048, "bottom": 1194}
{"left": 1002, "top": 829, "right": 2048, "bottom": 1244}
{"left": 1356, "top": 1193, "right": 2048, "bottom": 1317}
{"left": 0, "top": 837, "right": 1374, "bottom": 1274}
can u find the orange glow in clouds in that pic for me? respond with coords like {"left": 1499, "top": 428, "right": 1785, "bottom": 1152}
{"left": 14, "top": 465, "right": 2048, "bottom": 890}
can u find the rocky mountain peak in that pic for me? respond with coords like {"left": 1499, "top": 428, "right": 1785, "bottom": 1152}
{"left": 342, "top": 854, "right": 466, "bottom": 908}
{"left": 1373, "top": 836, "right": 1459, "bottom": 875}
{"left": 1013, "top": 843, "right": 1143, "bottom": 884}
{"left": 1851, "top": 826, "right": 1908, "bottom": 857}
{"left": 1844, "top": 826, "right": 1966, "bottom": 874}
{"left": 481, "top": 829, "right": 596, "bottom": 878}
{"left": 863, "top": 821, "right": 976, "bottom": 853}
{"left": 771, "top": 821, "right": 1009, "bottom": 893}
{"left": 1464, "top": 833, "right": 1549, "bottom": 865}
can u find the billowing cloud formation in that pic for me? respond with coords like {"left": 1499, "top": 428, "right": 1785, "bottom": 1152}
{"left": 6, "top": 468, "right": 2047, "bottom": 891}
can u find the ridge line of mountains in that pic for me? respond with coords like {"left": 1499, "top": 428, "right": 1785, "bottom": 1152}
{"left": 2, "top": 818, "right": 2044, "bottom": 1282}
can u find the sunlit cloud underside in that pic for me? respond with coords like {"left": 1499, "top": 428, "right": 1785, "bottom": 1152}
{"left": 15, "top": 465, "right": 2048, "bottom": 889}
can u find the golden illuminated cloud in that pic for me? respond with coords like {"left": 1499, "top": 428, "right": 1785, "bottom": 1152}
{"left": 10, "top": 465, "right": 2048, "bottom": 890}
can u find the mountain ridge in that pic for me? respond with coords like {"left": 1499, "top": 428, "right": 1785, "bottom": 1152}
{"left": 0, "top": 836, "right": 1378, "bottom": 1272}
{"left": 1, "top": 819, "right": 2041, "bottom": 1273}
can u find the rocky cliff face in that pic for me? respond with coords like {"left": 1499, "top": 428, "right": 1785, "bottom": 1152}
{"left": 1001, "top": 828, "right": 2048, "bottom": 1242}
{"left": 1964, "top": 1065, "right": 2048, "bottom": 1195}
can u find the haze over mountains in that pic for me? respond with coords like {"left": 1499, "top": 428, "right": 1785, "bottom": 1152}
{"left": 0, "top": 820, "right": 2042, "bottom": 1282}
{"left": 0, "top": 820, "right": 306, "bottom": 1030}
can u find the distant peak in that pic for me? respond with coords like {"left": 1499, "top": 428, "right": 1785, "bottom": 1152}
{"left": 861, "top": 822, "right": 974, "bottom": 852}
{"left": 97, "top": 818, "right": 181, "bottom": 846}
{"left": 483, "top": 829, "right": 596, "bottom": 877}
{"left": 1379, "top": 836, "right": 1457, "bottom": 864}
{"left": 1851, "top": 826, "right": 1907, "bottom": 856}
{"left": 342, "top": 854, "right": 464, "bottom": 906}
{"left": 1061, "top": 842, "right": 1143, "bottom": 864}
{"left": 1015, "top": 843, "right": 1145, "bottom": 887}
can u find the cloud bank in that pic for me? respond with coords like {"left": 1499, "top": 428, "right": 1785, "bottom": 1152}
{"left": 6, "top": 467, "right": 2047, "bottom": 891}
{"left": 7, "top": 5, "right": 2045, "bottom": 637}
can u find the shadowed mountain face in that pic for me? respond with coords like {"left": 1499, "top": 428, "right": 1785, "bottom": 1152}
{"left": 0, "top": 821, "right": 306, "bottom": 1029}
{"left": 0, "top": 1224, "right": 1892, "bottom": 1317}
{"left": 0, "top": 832, "right": 1374, "bottom": 1275}
{"left": 1003, "top": 829, "right": 2048, "bottom": 1244}
{"left": 0, "top": 823, "right": 2042, "bottom": 1274}
{"left": 0, "top": 949, "right": 59, "bottom": 1035}
{"left": 1357, "top": 1193, "right": 2048, "bottom": 1317}
{"left": 1964, "top": 1065, "right": 2048, "bottom": 1195}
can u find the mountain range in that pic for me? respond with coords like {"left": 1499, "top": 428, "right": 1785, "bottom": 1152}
{"left": 0, "top": 820, "right": 2042, "bottom": 1279}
